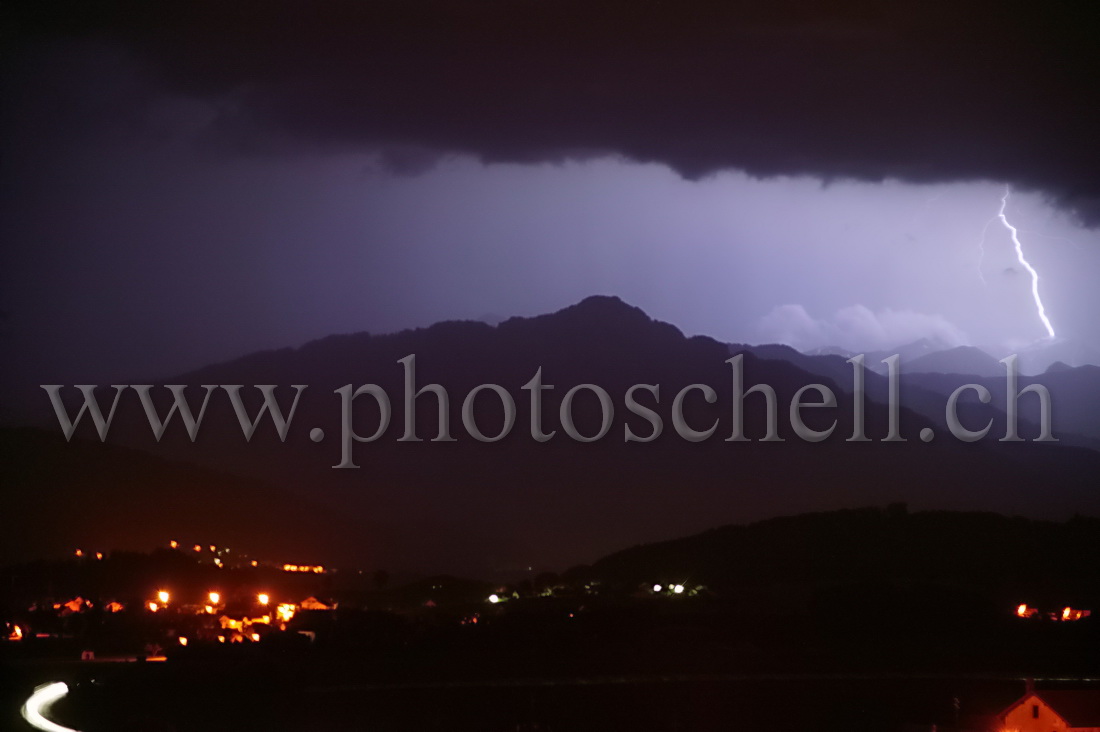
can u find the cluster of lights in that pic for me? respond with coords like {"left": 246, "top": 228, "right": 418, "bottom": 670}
{"left": 52, "top": 598, "right": 93, "bottom": 614}
{"left": 147, "top": 589, "right": 255, "bottom": 613}
{"left": 15, "top": 593, "right": 297, "bottom": 646}
{"left": 1015, "top": 603, "right": 1091, "bottom": 622}
{"left": 282, "top": 564, "right": 325, "bottom": 574}
{"left": 170, "top": 539, "right": 310, "bottom": 573}
{"left": 73, "top": 549, "right": 104, "bottom": 560}
{"left": 68, "top": 538, "right": 324, "bottom": 633}
{"left": 181, "top": 542, "right": 226, "bottom": 553}
{"left": 218, "top": 633, "right": 259, "bottom": 644}
{"left": 652, "top": 583, "right": 686, "bottom": 595}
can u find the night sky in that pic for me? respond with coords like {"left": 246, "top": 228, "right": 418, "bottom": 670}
{"left": 4, "top": 0, "right": 1100, "bottom": 418}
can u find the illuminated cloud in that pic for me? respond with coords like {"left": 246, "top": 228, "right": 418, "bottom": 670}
{"left": 758, "top": 303, "right": 969, "bottom": 353}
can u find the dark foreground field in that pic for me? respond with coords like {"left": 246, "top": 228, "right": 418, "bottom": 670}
{"left": 3, "top": 654, "right": 1090, "bottom": 732}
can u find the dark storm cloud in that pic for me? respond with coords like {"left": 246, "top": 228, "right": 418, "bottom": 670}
{"left": 6, "top": 0, "right": 1100, "bottom": 222}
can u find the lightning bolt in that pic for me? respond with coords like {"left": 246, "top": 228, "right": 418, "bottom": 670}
{"left": 996, "top": 186, "right": 1056, "bottom": 339}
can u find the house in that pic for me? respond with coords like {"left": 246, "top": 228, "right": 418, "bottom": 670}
{"left": 993, "top": 689, "right": 1100, "bottom": 731}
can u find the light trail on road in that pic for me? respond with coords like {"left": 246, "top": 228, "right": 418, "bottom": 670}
{"left": 20, "top": 682, "right": 79, "bottom": 732}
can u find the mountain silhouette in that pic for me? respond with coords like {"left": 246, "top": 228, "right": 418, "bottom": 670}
{"left": 908, "top": 345, "right": 1004, "bottom": 377}
{"left": 31, "top": 296, "right": 1100, "bottom": 576}
{"left": 591, "top": 505, "right": 1100, "bottom": 604}
{"left": 903, "top": 364, "right": 1100, "bottom": 444}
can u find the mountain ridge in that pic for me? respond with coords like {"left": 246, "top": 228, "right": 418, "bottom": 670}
{"left": 21, "top": 296, "right": 1100, "bottom": 575}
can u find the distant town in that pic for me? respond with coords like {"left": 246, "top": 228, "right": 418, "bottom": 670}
{"left": 3, "top": 509, "right": 1098, "bottom": 731}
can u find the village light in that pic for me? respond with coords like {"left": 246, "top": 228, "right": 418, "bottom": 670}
{"left": 488, "top": 594, "right": 500, "bottom": 604}
{"left": 147, "top": 602, "right": 159, "bottom": 612}
{"left": 208, "top": 591, "right": 220, "bottom": 604}
{"left": 672, "top": 584, "right": 685, "bottom": 594}
{"left": 193, "top": 544, "right": 202, "bottom": 552}
{"left": 177, "top": 636, "right": 188, "bottom": 646}
{"left": 169, "top": 540, "right": 178, "bottom": 549}
{"left": 652, "top": 584, "right": 663, "bottom": 592}
{"left": 157, "top": 590, "right": 170, "bottom": 604}
{"left": 257, "top": 593, "right": 270, "bottom": 606}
